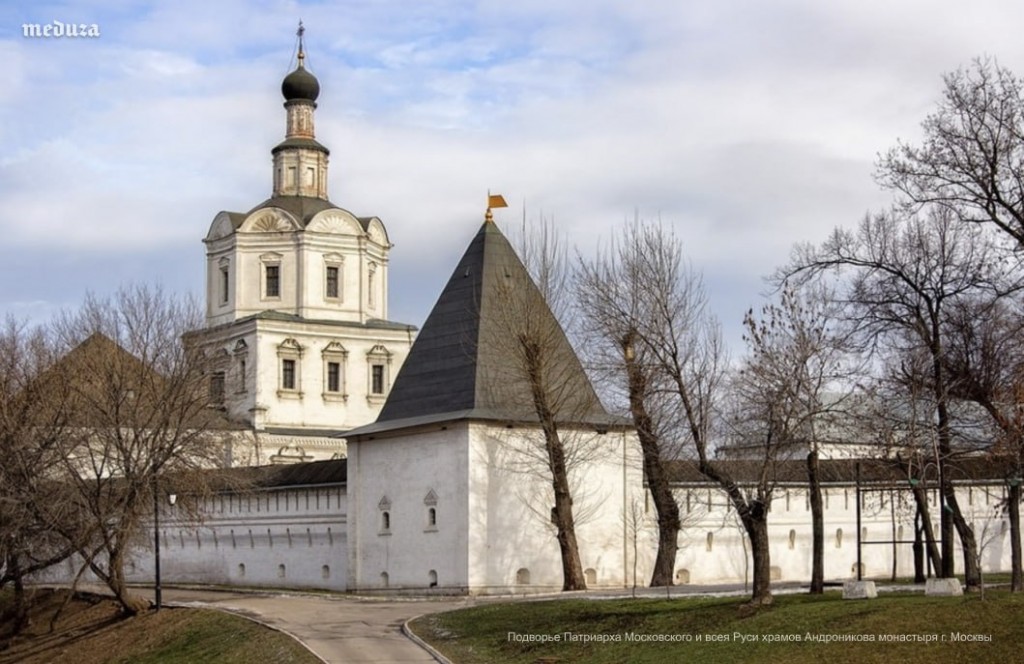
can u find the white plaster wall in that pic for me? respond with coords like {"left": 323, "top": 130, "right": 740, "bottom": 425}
{"left": 142, "top": 486, "right": 347, "bottom": 590}
{"left": 630, "top": 483, "right": 1019, "bottom": 587}
{"left": 346, "top": 426, "right": 471, "bottom": 592}
{"left": 190, "top": 318, "right": 411, "bottom": 434}
{"left": 467, "top": 424, "right": 641, "bottom": 593}
{"left": 37, "top": 485, "right": 349, "bottom": 591}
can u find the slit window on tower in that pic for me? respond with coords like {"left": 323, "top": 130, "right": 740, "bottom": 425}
{"left": 220, "top": 265, "right": 229, "bottom": 304}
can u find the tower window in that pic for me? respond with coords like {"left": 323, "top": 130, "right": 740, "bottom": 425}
{"left": 327, "top": 361, "right": 341, "bottom": 393}
{"left": 282, "top": 359, "right": 296, "bottom": 390}
{"left": 220, "top": 266, "right": 229, "bottom": 304}
{"left": 371, "top": 364, "right": 385, "bottom": 394}
{"left": 367, "top": 262, "right": 377, "bottom": 308}
{"left": 209, "top": 371, "right": 225, "bottom": 405}
{"left": 265, "top": 265, "right": 280, "bottom": 298}
{"left": 326, "top": 266, "right": 339, "bottom": 299}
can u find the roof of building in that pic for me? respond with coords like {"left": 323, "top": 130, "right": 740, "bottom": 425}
{"left": 346, "top": 220, "right": 615, "bottom": 439}
{"left": 206, "top": 455, "right": 1019, "bottom": 493}
{"left": 281, "top": 60, "right": 320, "bottom": 102}
{"left": 209, "top": 458, "right": 347, "bottom": 491}
{"left": 664, "top": 456, "right": 1017, "bottom": 487}
{"left": 246, "top": 195, "right": 340, "bottom": 226}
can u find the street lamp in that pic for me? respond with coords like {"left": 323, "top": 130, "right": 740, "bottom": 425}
{"left": 153, "top": 484, "right": 177, "bottom": 611}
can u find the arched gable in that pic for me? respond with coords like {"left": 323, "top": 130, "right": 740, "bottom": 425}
{"left": 307, "top": 209, "right": 364, "bottom": 235}
{"left": 206, "top": 211, "right": 239, "bottom": 242}
{"left": 239, "top": 208, "right": 301, "bottom": 233}
{"left": 364, "top": 217, "right": 390, "bottom": 246}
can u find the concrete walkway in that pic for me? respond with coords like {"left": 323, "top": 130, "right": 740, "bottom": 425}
{"left": 161, "top": 587, "right": 469, "bottom": 663}
{"left": 144, "top": 581, "right": 910, "bottom": 662}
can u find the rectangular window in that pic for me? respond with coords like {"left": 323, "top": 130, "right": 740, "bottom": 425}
{"left": 282, "top": 359, "right": 296, "bottom": 390}
{"left": 220, "top": 267, "right": 229, "bottom": 304}
{"left": 371, "top": 364, "right": 384, "bottom": 395}
{"left": 266, "top": 265, "right": 280, "bottom": 298}
{"left": 209, "top": 371, "right": 225, "bottom": 404}
{"left": 327, "top": 361, "right": 341, "bottom": 393}
{"left": 326, "top": 266, "right": 339, "bottom": 299}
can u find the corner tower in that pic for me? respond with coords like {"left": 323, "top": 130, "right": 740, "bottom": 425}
{"left": 193, "top": 26, "right": 416, "bottom": 463}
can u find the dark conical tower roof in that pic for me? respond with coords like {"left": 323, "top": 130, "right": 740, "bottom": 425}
{"left": 346, "top": 220, "right": 613, "bottom": 437}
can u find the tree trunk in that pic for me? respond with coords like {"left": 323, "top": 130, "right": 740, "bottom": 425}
{"left": 944, "top": 487, "right": 982, "bottom": 591}
{"left": 7, "top": 551, "right": 30, "bottom": 634}
{"left": 1009, "top": 482, "right": 1022, "bottom": 592}
{"left": 522, "top": 339, "right": 586, "bottom": 591}
{"left": 622, "top": 334, "right": 680, "bottom": 587}
{"left": 743, "top": 509, "right": 773, "bottom": 607}
{"left": 911, "top": 486, "right": 942, "bottom": 574}
{"left": 807, "top": 450, "right": 824, "bottom": 594}
{"left": 913, "top": 509, "right": 926, "bottom": 583}
{"left": 90, "top": 546, "right": 145, "bottom": 615}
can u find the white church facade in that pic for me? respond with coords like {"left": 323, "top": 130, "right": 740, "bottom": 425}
{"left": 185, "top": 38, "right": 415, "bottom": 465}
{"left": 42, "top": 34, "right": 1022, "bottom": 596}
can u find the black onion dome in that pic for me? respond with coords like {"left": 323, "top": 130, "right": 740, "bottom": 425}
{"left": 282, "top": 63, "right": 320, "bottom": 102}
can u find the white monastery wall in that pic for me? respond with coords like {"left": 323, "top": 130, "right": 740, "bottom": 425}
{"left": 122, "top": 485, "right": 349, "bottom": 591}
{"left": 629, "top": 483, "right": 1015, "bottom": 587}
{"left": 466, "top": 424, "right": 639, "bottom": 593}
{"left": 346, "top": 426, "right": 471, "bottom": 592}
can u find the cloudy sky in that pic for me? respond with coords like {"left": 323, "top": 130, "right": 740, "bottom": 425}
{"left": 2, "top": 0, "right": 1024, "bottom": 353}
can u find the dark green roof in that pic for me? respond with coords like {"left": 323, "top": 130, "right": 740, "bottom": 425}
{"left": 347, "top": 220, "right": 612, "bottom": 438}
{"left": 247, "top": 196, "right": 340, "bottom": 226}
{"left": 282, "top": 64, "right": 320, "bottom": 102}
{"left": 271, "top": 136, "right": 329, "bottom": 156}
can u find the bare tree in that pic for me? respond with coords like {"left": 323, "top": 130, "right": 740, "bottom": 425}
{"left": 576, "top": 221, "right": 685, "bottom": 587}
{"left": 576, "top": 222, "right": 791, "bottom": 605}
{"left": 0, "top": 317, "right": 85, "bottom": 632}
{"left": 736, "top": 285, "right": 858, "bottom": 594}
{"left": 483, "top": 220, "right": 612, "bottom": 592}
{"left": 878, "top": 58, "right": 1024, "bottom": 249}
{"left": 48, "top": 285, "right": 233, "bottom": 614}
{"left": 777, "top": 206, "right": 1024, "bottom": 590}
{"left": 941, "top": 295, "right": 1024, "bottom": 590}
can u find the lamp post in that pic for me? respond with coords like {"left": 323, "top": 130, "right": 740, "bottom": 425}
{"left": 153, "top": 481, "right": 177, "bottom": 611}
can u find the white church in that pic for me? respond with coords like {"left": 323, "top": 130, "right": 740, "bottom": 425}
{"left": 57, "top": 36, "right": 1020, "bottom": 595}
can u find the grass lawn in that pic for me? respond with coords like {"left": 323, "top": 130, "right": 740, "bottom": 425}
{"left": 411, "top": 590, "right": 1024, "bottom": 664}
{"left": 0, "top": 587, "right": 320, "bottom": 664}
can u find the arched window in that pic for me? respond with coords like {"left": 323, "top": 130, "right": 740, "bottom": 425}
{"left": 277, "top": 564, "right": 286, "bottom": 579}
{"left": 516, "top": 568, "right": 531, "bottom": 585}
{"left": 788, "top": 529, "right": 796, "bottom": 550}
{"left": 237, "top": 563, "right": 246, "bottom": 578}
{"left": 321, "top": 565, "right": 331, "bottom": 580}
{"left": 382, "top": 511, "right": 390, "bottom": 531}
{"left": 424, "top": 489, "right": 439, "bottom": 531}
{"left": 706, "top": 532, "right": 714, "bottom": 552}
{"left": 835, "top": 528, "right": 843, "bottom": 548}
{"left": 584, "top": 568, "right": 597, "bottom": 586}
{"left": 428, "top": 570, "right": 438, "bottom": 587}
{"left": 380, "top": 572, "right": 389, "bottom": 588}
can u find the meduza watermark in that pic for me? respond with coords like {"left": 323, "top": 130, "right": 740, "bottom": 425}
{"left": 22, "top": 21, "right": 100, "bottom": 38}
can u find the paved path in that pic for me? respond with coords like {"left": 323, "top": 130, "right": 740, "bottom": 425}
{"left": 161, "top": 587, "right": 471, "bottom": 663}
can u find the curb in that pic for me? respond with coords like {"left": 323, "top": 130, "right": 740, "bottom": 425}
{"left": 403, "top": 614, "right": 454, "bottom": 664}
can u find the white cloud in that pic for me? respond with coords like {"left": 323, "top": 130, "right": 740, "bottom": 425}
{"left": 4, "top": 0, "right": 1024, "bottom": 352}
